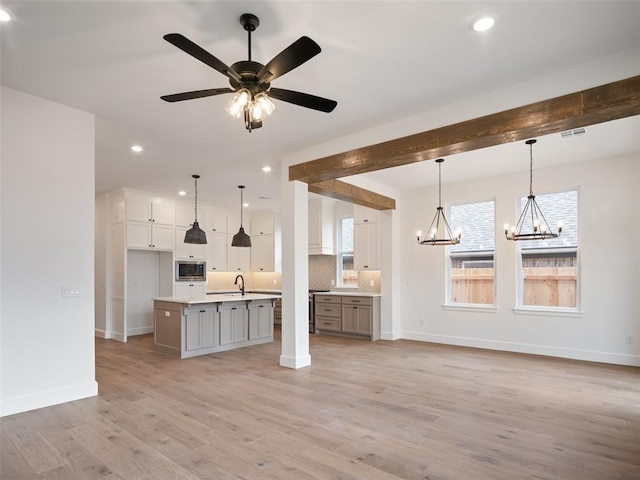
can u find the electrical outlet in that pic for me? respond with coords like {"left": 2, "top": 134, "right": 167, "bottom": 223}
{"left": 419, "top": 319, "right": 424, "bottom": 326}
{"left": 369, "top": 280, "right": 374, "bottom": 287}
{"left": 330, "top": 279, "right": 335, "bottom": 286}
{"left": 273, "top": 278, "right": 277, "bottom": 285}
{"left": 626, "top": 336, "right": 634, "bottom": 344}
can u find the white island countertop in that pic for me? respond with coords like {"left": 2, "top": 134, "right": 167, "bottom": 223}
{"left": 154, "top": 293, "right": 281, "bottom": 305}
{"left": 315, "top": 291, "right": 381, "bottom": 297}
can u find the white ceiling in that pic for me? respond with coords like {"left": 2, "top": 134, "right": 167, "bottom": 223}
{"left": 1, "top": 1, "right": 639, "bottom": 210}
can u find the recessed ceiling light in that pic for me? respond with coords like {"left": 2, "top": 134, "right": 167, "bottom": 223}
{"left": 131, "top": 145, "right": 143, "bottom": 153}
{"left": 0, "top": 7, "right": 12, "bottom": 22}
{"left": 262, "top": 166, "right": 272, "bottom": 172}
{"left": 178, "top": 191, "right": 186, "bottom": 196}
{"left": 243, "top": 203, "right": 249, "bottom": 208}
{"left": 472, "top": 15, "right": 496, "bottom": 32}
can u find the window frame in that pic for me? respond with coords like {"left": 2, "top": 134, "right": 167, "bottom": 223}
{"left": 336, "top": 214, "right": 357, "bottom": 288}
{"left": 514, "top": 187, "right": 581, "bottom": 313}
{"left": 445, "top": 198, "right": 497, "bottom": 309}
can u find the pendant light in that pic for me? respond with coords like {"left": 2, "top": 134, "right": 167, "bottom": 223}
{"left": 416, "top": 158, "right": 461, "bottom": 246}
{"left": 231, "top": 185, "right": 251, "bottom": 247}
{"left": 184, "top": 174, "right": 207, "bottom": 244}
{"left": 504, "top": 139, "right": 562, "bottom": 241}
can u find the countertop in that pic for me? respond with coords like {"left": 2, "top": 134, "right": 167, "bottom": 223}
{"left": 206, "top": 289, "right": 282, "bottom": 295}
{"left": 314, "top": 291, "right": 381, "bottom": 297}
{"left": 154, "top": 293, "right": 281, "bottom": 305}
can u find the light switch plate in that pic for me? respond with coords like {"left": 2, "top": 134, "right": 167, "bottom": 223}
{"left": 62, "top": 286, "right": 80, "bottom": 297}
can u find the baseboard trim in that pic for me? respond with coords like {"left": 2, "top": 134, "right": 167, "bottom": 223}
{"left": 381, "top": 331, "right": 401, "bottom": 341}
{"left": 127, "top": 326, "right": 154, "bottom": 336}
{"left": 401, "top": 331, "right": 640, "bottom": 367}
{"left": 94, "top": 329, "right": 109, "bottom": 339}
{"left": 0, "top": 380, "right": 98, "bottom": 417}
{"left": 280, "top": 354, "right": 311, "bottom": 369}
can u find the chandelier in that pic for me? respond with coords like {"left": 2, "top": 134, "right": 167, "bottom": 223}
{"left": 504, "top": 139, "right": 562, "bottom": 241}
{"left": 417, "top": 158, "right": 461, "bottom": 246}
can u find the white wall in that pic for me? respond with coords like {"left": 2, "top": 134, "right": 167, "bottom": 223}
{"left": 0, "top": 87, "right": 98, "bottom": 416}
{"left": 399, "top": 154, "right": 640, "bottom": 366}
{"left": 94, "top": 193, "right": 108, "bottom": 336}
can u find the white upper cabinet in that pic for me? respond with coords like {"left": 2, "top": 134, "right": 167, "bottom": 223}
{"left": 308, "top": 198, "right": 335, "bottom": 255}
{"left": 175, "top": 226, "right": 207, "bottom": 260}
{"left": 205, "top": 231, "right": 228, "bottom": 271}
{"left": 207, "top": 208, "right": 228, "bottom": 233}
{"left": 248, "top": 210, "right": 281, "bottom": 272}
{"left": 354, "top": 205, "right": 379, "bottom": 224}
{"left": 227, "top": 234, "right": 251, "bottom": 272}
{"left": 251, "top": 211, "right": 274, "bottom": 236}
{"left": 354, "top": 222, "right": 380, "bottom": 271}
{"left": 126, "top": 192, "right": 175, "bottom": 250}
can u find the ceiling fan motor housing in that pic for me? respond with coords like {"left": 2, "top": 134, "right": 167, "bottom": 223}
{"left": 229, "top": 61, "right": 270, "bottom": 94}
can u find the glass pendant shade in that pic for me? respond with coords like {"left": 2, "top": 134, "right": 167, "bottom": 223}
{"left": 231, "top": 185, "right": 251, "bottom": 247}
{"left": 184, "top": 174, "right": 207, "bottom": 245}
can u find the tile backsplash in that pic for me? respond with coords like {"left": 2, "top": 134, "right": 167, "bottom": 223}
{"left": 206, "top": 256, "right": 380, "bottom": 294}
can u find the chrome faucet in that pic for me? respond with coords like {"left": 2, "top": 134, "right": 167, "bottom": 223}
{"left": 234, "top": 274, "right": 245, "bottom": 296}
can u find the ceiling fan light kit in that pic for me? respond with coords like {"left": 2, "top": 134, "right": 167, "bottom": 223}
{"left": 504, "top": 139, "right": 562, "bottom": 241}
{"left": 161, "top": 12, "right": 337, "bottom": 132}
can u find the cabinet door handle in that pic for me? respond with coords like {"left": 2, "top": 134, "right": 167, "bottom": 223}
{"left": 231, "top": 307, "right": 237, "bottom": 310}
{"left": 323, "top": 322, "right": 332, "bottom": 325}
{"left": 324, "top": 308, "right": 332, "bottom": 312}
{"left": 352, "top": 300, "right": 360, "bottom": 303}
{"left": 259, "top": 305, "right": 264, "bottom": 308}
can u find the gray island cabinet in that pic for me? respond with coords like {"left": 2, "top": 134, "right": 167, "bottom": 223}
{"left": 153, "top": 293, "right": 279, "bottom": 358}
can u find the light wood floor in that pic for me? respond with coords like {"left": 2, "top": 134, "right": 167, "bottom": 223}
{"left": 2, "top": 332, "right": 639, "bottom": 479}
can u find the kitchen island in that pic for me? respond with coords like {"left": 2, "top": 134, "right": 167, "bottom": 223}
{"left": 153, "top": 293, "right": 280, "bottom": 359}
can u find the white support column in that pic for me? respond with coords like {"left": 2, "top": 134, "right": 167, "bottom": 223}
{"left": 380, "top": 206, "right": 401, "bottom": 340}
{"left": 280, "top": 178, "right": 310, "bottom": 368}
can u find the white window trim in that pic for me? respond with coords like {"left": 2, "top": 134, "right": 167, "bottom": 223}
{"left": 336, "top": 215, "right": 357, "bottom": 288}
{"left": 445, "top": 198, "right": 497, "bottom": 308}
{"left": 443, "top": 304, "right": 498, "bottom": 313}
{"left": 515, "top": 187, "right": 580, "bottom": 311}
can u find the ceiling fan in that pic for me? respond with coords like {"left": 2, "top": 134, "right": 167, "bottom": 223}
{"left": 161, "top": 13, "right": 337, "bottom": 132}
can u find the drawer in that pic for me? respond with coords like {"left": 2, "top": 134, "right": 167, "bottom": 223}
{"left": 314, "top": 295, "right": 341, "bottom": 304}
{"left": 341, "top": 296, "right": 373, "bottom": 306}
{"left": 315, "top": 303, "right": 341, "bottom": 317}
{"left": 316, "top": 317, "right": 341, "bottom": 332}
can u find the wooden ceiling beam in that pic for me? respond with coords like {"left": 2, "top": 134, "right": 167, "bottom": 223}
{"left": 308, "top": 179, "right": 396, "bottom": 210}
{"left": 290, "top": 75, "right": 640, "bottom": 185}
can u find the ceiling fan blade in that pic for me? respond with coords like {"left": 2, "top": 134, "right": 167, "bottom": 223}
{"left": 257, "top": 36, "right": 321, "bottom": 83}
{"left": 163, "top": 33, "right": 242, "bottom": 83}
{"left": 161, "top": 88, "right": 234, "bottom": 103}
{"left": 268, "top": 88, "right": 337, "bottom": 113}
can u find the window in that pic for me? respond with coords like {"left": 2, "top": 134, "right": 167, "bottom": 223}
{"left": 448, "top": 200, "right": 495, "bottom": 306}
{"left": 517, "top": 190, "right": 578, "bottom": 309}
{"left": 337, "top": 216, "right": 358, "bottom": 287}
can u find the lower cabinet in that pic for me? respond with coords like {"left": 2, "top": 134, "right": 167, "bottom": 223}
{"left": 315, "top": 294, "right": 380, "bottom": 340}
{"left": 342, "top": 302, "right": 372, "bottom": 336}
{"left": 219, "top": 303, "right": 249, "bottom": 345}
{"left": 154, "top": 299, "right": 275, "bottom": 359}
{"left": 273, "top": 298, "right": 282, "bottom": 327}
{"left": 248, "top": 300, "right": 273, "bottom": 340}
{"left": 185, "top": 306, "right": 218, "bottom": 351}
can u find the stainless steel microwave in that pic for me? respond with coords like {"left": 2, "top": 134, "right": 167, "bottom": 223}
{"left": 175, "top": 261, "right": 206, "bottom": 282}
